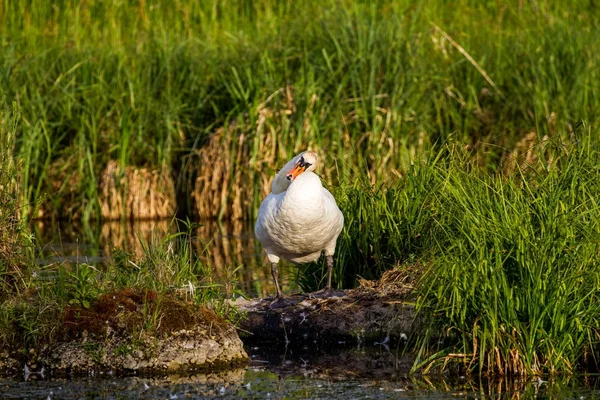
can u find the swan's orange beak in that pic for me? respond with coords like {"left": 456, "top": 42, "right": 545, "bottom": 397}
{"left": 286, "top": 161, "right": 307, "bottom": 181}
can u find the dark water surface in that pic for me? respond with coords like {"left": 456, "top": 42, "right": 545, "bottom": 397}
{"left": 2, "top": 356, "right": 599, "bottom": 399}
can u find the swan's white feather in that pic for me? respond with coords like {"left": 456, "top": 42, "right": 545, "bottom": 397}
{"left": 255, "top": 158, "right": 344, "bottom": 265}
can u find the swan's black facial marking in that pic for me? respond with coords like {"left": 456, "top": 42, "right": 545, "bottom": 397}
{"left": 299, "top": 157, "right": 312, "bottom": 169}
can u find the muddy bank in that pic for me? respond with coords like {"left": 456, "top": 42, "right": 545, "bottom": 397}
{"left": 43, "top": 324, "right": 247, "bottom": 377}
{"left": 235, "top": 269, "right": 420, "bottom": 348}
{"left": 0, "top": 290, "right": 248, "bottom": 378}
{"left": 0, "top": 270, "right": 418, "bottom": 378}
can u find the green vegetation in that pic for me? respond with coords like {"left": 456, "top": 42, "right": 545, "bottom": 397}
{"left": 416, "top": 133, "right": 600, "bottom": 376}
{"left": 0, "top": 224, "right": 238, "bottom": 352}
{"left": 1, "top": 0, "right": 599, "bottom": 219}
{"left": 324, "top": 129, "right": 600, "bottom": 376}
{"left": 0, "top": 105, "right": 33, "bottom": 296}
{"left": 1, "top": 0, "right": 600, "bottom": 377}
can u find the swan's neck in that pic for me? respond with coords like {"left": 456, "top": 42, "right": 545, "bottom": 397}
{"left": 271, "top": 174, "right": 290, "bottom": 195}
{"left": 271, "top": 158, "right": 299, "bottom": 194}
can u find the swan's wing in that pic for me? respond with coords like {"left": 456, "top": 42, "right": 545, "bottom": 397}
{"left": 320, "top": 187, "right": 344, "bottom": 239}
{"left": 255, "top": 192, "right": 280, "bottom": 246}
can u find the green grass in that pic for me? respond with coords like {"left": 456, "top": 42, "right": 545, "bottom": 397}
{"left": 414, "top": 131, "right": 600, "bottom": 376}
{"left": 0, "top": 214, "right": 240, "bottom": 351}
{"left": 1, "top": 0, "right": 599, "bottom": 219}
{"left": 299, "top": 157, "right": 439, "bottom": 290}
{"left": 0, "top": 104, "right": 34, "bottom": 296}
{"left": 309, "top": 126, "right": 600, "bottom": 376}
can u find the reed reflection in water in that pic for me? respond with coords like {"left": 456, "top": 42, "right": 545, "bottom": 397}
{"left": 34, "top": 218, "right": 299, "bottom": 298}
{"left": 4, "top": 359, "right": 600, "bottom": 399}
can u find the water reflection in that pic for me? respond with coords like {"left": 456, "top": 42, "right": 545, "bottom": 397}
{"left": 34, "top": 219, "right": 300, "bottom": 298}
{"left": 5, "top": 337, "right": 600, "bottom": 398}
{"left": 2, "top": 364, "right": 599, "bottom": 399}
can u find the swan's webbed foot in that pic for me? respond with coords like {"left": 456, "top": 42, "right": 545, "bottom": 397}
{"left": 269, "top": 295, "right": 300, "bottom": 309}
{"left": 308, "top": 288, "right": 345, "bottom": 299}
{"left": 307, "top": 254, "right": 344, "bottom": 298}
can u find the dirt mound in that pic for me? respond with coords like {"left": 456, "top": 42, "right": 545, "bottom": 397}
{"left": 2, "top": 290, "right": 248, "bottom": 378}
{"left": 235, "top": 267, "right": 421, "bottom": 347}
{"left": 63, "top": 288, "right": 230, "bottom": 339}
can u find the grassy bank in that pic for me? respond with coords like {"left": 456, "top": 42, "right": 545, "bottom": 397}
{"left": 2, "top": 112, "right": 600, "bottom": 377}
{"left": 1, "top": 0, "right": 599, "bottom": 220}
{"left": 5, "top": 116, "right": 600, "bottom": 376}
{"left": 317, "top": 127, "right": 599, "bottom": 376}
{"left": 415, "top": 135, "right": 600, "bottom": 376}
{"left": 0, "top": 222, "right": 239, "bottom": 356}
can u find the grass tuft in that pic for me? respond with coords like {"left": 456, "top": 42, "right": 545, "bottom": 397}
{"left": 415, "top": 131, "right": 600, "bottom": 375}
{"left": 0, "top": 104, "right": 34, "bottom": 296}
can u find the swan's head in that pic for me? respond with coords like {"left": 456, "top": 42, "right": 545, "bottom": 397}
{"left": 286, "top": 151, "right": 318, "bottom": 181}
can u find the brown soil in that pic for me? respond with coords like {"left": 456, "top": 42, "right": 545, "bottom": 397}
{"left": 63, "top": 288, "right": 230, "bottom": 339}
{"left": 0, "top": 289, "right": 248, "bottom": 378}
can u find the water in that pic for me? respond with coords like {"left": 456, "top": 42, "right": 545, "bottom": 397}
{"left": 34, "top": 218, "right": 299, "bottom": 298}
{"left": 0, "top": 370, "right": 461, "bottom": 399}
{"left": 2, "top": 350, "right": 600, "bottom": 399}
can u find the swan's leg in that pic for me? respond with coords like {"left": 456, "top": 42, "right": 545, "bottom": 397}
{"left": 269, "top": 262, "right": 300, "bottom": 309}
{"left": 271, "top": 262, "right": 283, "bottom": 299}
{"left": 325, "top": 255, "right": 334, "bottom": 290}
{"left": 267, "top": 253, "right": 296, "bottom": 307}
{"left": 309, "top": 254, "right": 344, "bottom": 298}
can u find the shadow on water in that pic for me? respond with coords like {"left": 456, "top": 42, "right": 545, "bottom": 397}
{"left": 34, "top": 218, "right": 300, "bottom": 298}
{"left": 245, "top": 343, "right": 600, "bottom": 398}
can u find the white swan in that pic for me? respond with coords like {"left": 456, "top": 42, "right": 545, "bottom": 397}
{"left": 255, "top": 151, "right": 344, "bottom": 303}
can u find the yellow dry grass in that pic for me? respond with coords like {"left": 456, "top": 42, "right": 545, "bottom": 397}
{"left": 191, "top": 88, "right": 300, "bottom": 221}
{"left": 356, "top": 264, "right": 421, "bottom": 299}
{"left": 191, "top": 126, "right": 250, "bottom": 220}
{"left": 190, "top": 86, "right": 407, "bottom": 220}
{"left": 502, "top": 131, "right": 551, "bottom": 176}
{"left": 99, "top": 160, "right": 176, "bottom": 220}
{"left": 501, "top": 113, "right": 560, "bottom": 176}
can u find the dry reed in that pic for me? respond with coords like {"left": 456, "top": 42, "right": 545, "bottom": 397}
{"left": 99, "top": 160, "right": 176, "bottom": 220}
